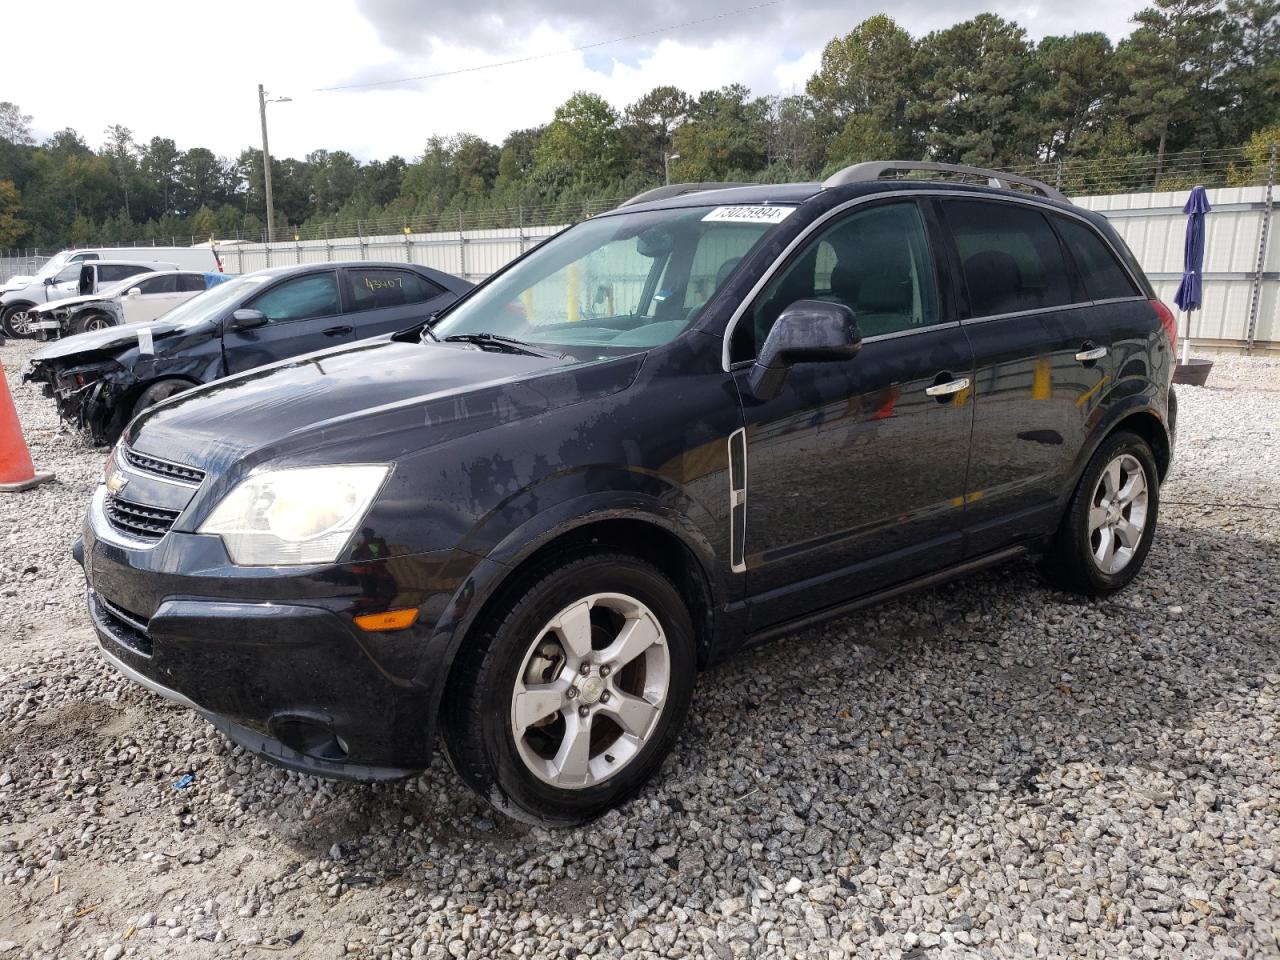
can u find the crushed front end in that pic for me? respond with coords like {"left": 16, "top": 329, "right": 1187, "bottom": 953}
{"left": 23, "top": 355, "right": 135, "bottom": 444}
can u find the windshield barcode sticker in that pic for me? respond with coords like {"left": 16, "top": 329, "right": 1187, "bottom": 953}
{"left": 702, "top": 206, "right": 794, "bottom": 224}
{"left": 137, "top": 327, "right": 154, "bottom": 355}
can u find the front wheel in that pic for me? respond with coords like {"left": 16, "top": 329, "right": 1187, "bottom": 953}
{"left": 1042, "top": 430, "right": 1160, "bottom": 597}
{"left": 441, "top": 552, "right": 696, "bottom": 826}
{"left": 1, "top": 304, "right": 36, "bottom": 339}
{"left": 75, "top": 312, "right": 115, "bottom": 334}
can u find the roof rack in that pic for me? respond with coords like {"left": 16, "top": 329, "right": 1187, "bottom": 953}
{"left": 822, "top": 161, "right": 1067, "bottom": 202}
{"left": 618, "top": 182, "right": 752, "bottom": 208}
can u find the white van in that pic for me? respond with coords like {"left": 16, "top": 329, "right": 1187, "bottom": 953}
{"left": 1, "top": 246, "right": 221, "bottom": 337}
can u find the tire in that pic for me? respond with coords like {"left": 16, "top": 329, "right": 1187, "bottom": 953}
{"left": 1042, "top": 430, "right": 1160, "bottom": 597}
{"left": 131, "top": 379, "right": 192, "bottom": 420}
{"left": 441, "top": 550, "right": 696, "bottom": 826}
{"left": 74, "top": 312, "right": 115, "bottom": 335}
{"left": 1, "top": 303, "right": 36, "bottom": 339}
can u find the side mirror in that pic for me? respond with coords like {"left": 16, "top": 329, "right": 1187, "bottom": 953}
{"left": 126, "top": 287, "right": 141, "bottom": 298}
{"left": 229, "top": 308, "right": 268, "bottom": 331}
{"left": 43, "top": 276, "right": 55, "bottom": 286}
{"left": 747, "top": 299, "right": 862, "bottom": 401}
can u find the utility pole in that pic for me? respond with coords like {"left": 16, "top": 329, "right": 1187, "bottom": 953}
{"left": 258, "top": 84, "right": 275, "bottom": 243}
{"left": 664, "top": 152, "right": 680, "bottom": 186}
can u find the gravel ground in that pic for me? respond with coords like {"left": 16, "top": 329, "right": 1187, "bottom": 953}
{"left": 1, "top": 338, "right": 1277, "bottom": 960}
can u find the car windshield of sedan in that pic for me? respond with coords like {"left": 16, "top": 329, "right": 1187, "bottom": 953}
{"left": 429, "top": 203, "right": 792, "bottom": 356}
{"left": 165, "top": 274, "right": 270, "bottom": 330}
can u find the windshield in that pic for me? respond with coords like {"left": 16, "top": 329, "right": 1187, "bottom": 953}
{"left": 163, "top": 274, "right": 269, "bottom": 329}
{"left": 430, "top": 203, "right": 790, "bottom": 357}
{"left": 33, "top": 252, "right": 72, "bottom": 280}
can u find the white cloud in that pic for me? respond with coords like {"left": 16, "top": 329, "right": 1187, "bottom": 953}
{"left": 7, "top": 0, "right": 1144, "bottom": 163}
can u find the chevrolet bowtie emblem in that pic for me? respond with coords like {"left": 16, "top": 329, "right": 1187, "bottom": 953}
{"left": 106, "top": 470, "right": 128, "bottom": 495}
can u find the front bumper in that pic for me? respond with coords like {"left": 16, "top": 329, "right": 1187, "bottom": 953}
{"left": 78, "top": 491, "right": 476, "bottom": 780}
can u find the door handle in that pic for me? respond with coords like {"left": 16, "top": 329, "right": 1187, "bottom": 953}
{"left": 925, "top": 376, "right": 970, "bottom": 398}
{"left": 1075, "top": 344, "right": 1107, "bottom": 362}
{"left": 323, "top": 325, "right": 353, "bottom": 337}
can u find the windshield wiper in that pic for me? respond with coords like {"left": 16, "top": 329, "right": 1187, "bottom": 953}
{"left": 441, "top": 333, "right": 567, "bottom": 359}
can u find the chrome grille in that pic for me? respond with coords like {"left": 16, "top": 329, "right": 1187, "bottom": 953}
{"left": 120, "top": 445, "right": 206, "bottom": 485}
{"left": 104, "top": 495, "right": 182, "bottom": 541}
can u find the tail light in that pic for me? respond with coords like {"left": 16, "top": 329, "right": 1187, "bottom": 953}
{"left": 1151, "top": 299, "right": 1176, "bottom": 355}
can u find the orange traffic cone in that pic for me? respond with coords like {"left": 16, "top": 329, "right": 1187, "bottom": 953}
{"left": 0, "top": 357, "right": 54, "bottom": 492}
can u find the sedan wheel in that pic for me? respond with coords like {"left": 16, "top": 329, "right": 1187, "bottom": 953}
{"left": 511, "top": 593, "right": 671, "bottom": 789}
{"left": 6, "top": 308, "right": 33, "bottom": 338}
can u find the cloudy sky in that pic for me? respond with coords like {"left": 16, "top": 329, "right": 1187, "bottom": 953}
{"left": 11, "top": 0, "right": 1144, "bottom": 162}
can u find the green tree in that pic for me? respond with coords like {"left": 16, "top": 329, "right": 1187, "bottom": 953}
{"left": 1116, "top": 0, "right": 1233, "bottom": 173}
{"left": 670, "top": 84, "right": 767, "bottom": 181}
{"left": 621, "top": 85, "right": 694, "bottom": 181}
{"left": 806, "top": 15, "right": 920, "bottom": 163}
{"left": 0, "top": 179, "right": 28, "bottom": 245}
{"left": 1036, "top": 33, "right": 1117, "bottom": 158}
{"left": 911, "top": 14, "right": 1042, "bottom": 165}
{"left": 1220, "top": 0, "right": 1280, "bottom": 142}
{"left": 0, "top": 102, "right": 33, "bottom": 146}
{"left": 532, "top": 93, "right": 621, "bottom": 194}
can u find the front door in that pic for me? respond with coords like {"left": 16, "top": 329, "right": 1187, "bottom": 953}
{"left": 731, "top": 199, "right": 974, "bottom": 630}
{"left": 221, "top": 270, "right": 353, "bottom": 375}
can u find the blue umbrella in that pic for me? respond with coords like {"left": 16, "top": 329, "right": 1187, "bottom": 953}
{"left": 1173, "top": 184, "right": 1211, "bottom": 362}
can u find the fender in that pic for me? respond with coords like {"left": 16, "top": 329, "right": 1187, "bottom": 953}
{"left": 1061, "top": 385, "right": 1170, "bottom": 508}
{"left": 415, "top": 484, "right": 728, "bottom": 715}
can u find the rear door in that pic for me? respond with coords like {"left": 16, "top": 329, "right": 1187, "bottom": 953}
{"left": 221, "top": 270, "right": 350, "bottom": 374}
{"left": 937, "top": 197, "right": 1113, "bottom": 555}
{"left": 338, "top": 266, "right": 454, "bottom": 338}
{"left": 121, "top": 273, "right": 186, "bottom": 324}
{"left": 731, "top": 198, "right": 975, "bottom": 629}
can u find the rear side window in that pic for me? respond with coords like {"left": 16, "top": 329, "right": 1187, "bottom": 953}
{"left": 178, "top": 273, "right": 207, "bottom": 293}
{"left": 250, "top": 273, "right": 341, "bottom": 322}
{"left": 943, "top": 200, "right": 1073, "bottom": 318}
{"left": 1053, "top": 217, "right": 1140, "bottom": 300}
{"left": 345, "top": 268, "right": 443, "bottom": 311}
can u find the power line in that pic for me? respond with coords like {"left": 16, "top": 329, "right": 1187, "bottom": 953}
{"left": 314, "top": 1, "right": 782, "bottom": 92}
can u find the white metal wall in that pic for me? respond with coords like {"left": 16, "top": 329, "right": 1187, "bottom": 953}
{"left": 214, "top": 185, "right": 1278, "bottom": 351}
{"left": 1077, "top": 185, "right": 1276, "bottom": 351}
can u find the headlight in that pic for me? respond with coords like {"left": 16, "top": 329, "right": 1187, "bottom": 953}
{"left": 198, "top": 465, "right": 389, "bottom": 565}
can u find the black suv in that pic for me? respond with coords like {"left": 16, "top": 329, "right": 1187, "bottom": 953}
{"left": 77, "top": 162, "right": 1177, "bottom": 825}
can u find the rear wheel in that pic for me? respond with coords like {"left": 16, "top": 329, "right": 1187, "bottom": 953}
{"left": 442, "top": 551, "right": 696, "bottom": 826}
{"left": 1042, "top": 430, "right": 1160, "bottom": 597}
{"left": 74, "top": 312, "right": 115, "bottom": 335}
{"left": 1, "top": 303, "right": 36, "bottom": 339}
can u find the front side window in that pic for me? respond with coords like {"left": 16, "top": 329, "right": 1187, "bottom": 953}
{"left": 944, "top": 199, "right": 1073, "bottom": 318}
{"left": 1053, "top": 216, "right": 1140, "bottom": 301}
{"left": 53, "top": 264, "right": 81, "bottom": 284}
{"left": 430, "top": 204, "right": 784, "bottom": 358}
{"left": 733, "top": 201, "right": 939, "bottom": 361}
{"left": 346, "top": 268, "right": 442, "bottom": 311}
{"left": 98, "top": 264, "right": 150, "bottom": 284}
{"left": 249, "top": 273, "right": 341, "bottom": 322}
{"left": 137, "top": 274, "right": 178, "bottom": 294}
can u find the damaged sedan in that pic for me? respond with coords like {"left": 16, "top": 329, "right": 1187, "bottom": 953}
{"left": 23, "top": 261, "right": 471, "bottom": 443}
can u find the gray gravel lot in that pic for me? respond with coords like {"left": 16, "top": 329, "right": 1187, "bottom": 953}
{"left": 1, "top": 337, "right": 1277, "bottom": 960}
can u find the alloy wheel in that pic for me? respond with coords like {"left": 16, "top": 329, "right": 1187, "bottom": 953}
{"left": 510, "top": 592, "right": 670, "bottom": 789}
{"left": 1088, "top": 452, "right": 1149, "bottom": 574}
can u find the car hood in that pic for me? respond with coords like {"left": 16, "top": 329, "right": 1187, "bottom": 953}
{"left": 2, "top": 275, "right": 33, "bottom": 291}
{"left": 128, "top": 339, "right": 643, "bottom": 477}
{"left": 31, "top": 291, "right": 111, "bottom": 314}
{"left": 28, "top": 316, "right": 188, "bottom": 362}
